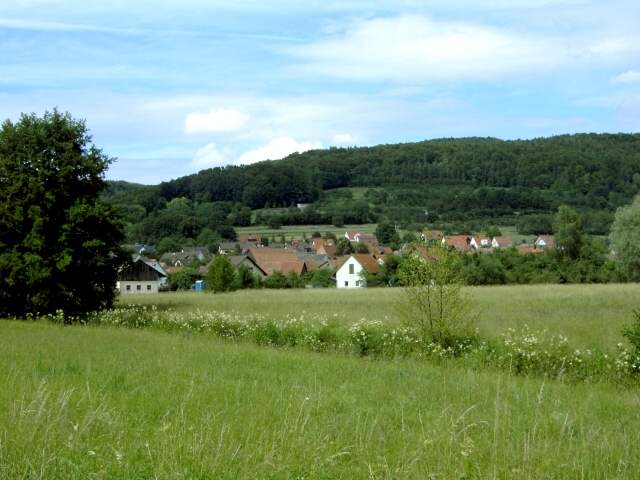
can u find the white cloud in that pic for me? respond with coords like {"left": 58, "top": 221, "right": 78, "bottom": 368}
{"left": 611, "top": 70, "right": 640, "bottom": 84}
{"left": 191, "top": 143, "right": 232, "bottom": 167}
{"left": 184, "top": 108, "right": 249, "bottom": 134}
{"left": 332, "top": 133, "right": 355, "bottom": 144}
{"left": 238, "top": 137, "right": 322, "bottom": 164}
{"left": 284, "top": 14, "right": 640, "bottom": 83}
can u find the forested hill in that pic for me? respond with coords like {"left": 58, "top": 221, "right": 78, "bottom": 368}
{"left": 156, "top": 133, "right": 640, "bottom": 207}
{"left": 105, "top": 134, "right": 640, "bottom": 242}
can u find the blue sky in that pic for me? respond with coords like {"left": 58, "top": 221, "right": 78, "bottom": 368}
{"left": 1, "top": 0, "right": 639, "bottom": 184}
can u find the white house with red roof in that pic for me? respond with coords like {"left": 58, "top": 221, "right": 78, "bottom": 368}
{"left": 335, "top": 254, "right": 380, "bottom": 288}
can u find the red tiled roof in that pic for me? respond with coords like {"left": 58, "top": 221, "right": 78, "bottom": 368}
{"left": 248, "top": 248, "right": 306, "bottom": 275}
{"left": 517, "top": 245, "right": 543, "bottom": 255}
{"left": 335, "top": 254, "right": 380, "bottom": 274}
{"left": 345, "top": 231, "right": 359, "bottom": 241}
{"left": 318, "top": 244, "right": 337, "bottom": 257}
{"left": 492, "top": 236, "right": 513, "bottom": 248}
{"left": 445, "top": 235, "right": 472, "bottom": 251}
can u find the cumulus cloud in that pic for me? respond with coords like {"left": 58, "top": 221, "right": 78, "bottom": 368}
{"left": 332, "top": 133, "right": 356, "bottom": 144}
{"left": 184, "top": 108, "right": 249, "bottom": 134}
{"left": 237, "top": 137, "right": 322, "bottom": 164}
{"left": 191, "top": 143, "right": 232, "bottom": 167}
{"left": 284, "top": 14, "right": 640, "bottom": 83}
{"left": 611, "top": 70, "right": 640, "bottom": 84}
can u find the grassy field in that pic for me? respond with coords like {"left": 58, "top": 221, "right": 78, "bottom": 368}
{"left": 2, "top": 320, "right": 639, "bottom": 479}
{"left": 122, "top": 284, "right": 640, "bottom": 351}
{"left": 236, "top": 223, "right": 377, "bottom": 242}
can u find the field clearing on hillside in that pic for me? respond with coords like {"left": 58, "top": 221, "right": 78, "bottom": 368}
{"left": 235, "top": 223, "right": 377, "bottom": 241}
{"left": 122, "top": 283, "right": 640, "bottom": 351}
{"left": 1, "top": 321, "right": 639, "bottom": 479}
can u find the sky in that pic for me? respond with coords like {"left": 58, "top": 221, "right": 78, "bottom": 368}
{"left": 1, "top": 0, "right": 639, "bottom": 184}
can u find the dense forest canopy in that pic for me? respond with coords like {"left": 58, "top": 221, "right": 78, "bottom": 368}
{"left": 104, "top": 134, "right": 640, "bottom": 244}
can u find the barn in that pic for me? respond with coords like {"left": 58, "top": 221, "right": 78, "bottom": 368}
{"left": 117, "top": 257, "right": 167, "bottom": 294}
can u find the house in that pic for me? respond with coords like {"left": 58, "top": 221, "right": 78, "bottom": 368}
{"left": 312, "top": 238, "right": 334, "bottom": 251}
{"left": 160, "top": 246, "right": 210, "bottom": 267}
{"left": 131, "top": 243, "right": 155, "bottom": 256}
{"left": 344, "top": 231, "right": 378, "bottom": 245}
{"left": 295, "top": 252, "right": 331, "bottom": 271}
{"left": 345, "top": 231, "right": 359, "bottom": 242}
{"left": 442, "top": 235, "right": 472, "bottom": 252}
{"left": 312, "top": 238, "right": 337, "bottom": 257}
{"left": 238, "top": 233, "right": 261, "bottom": 244}
{"left": 421, "top": 229, "right": 444, "bottom": 243}
{"left": 292, "top": 239, "right": 314, "bottom": 253}
{"left": 248, "top": 248, "right": 307, "bottom": 276}
{"left": 517, "top": 245, "right": 543, "bottom": 255}
{"left": 228, "top": 255, "right": 268, "bottom": 278}
{"left": 534, "top": 235, "right": 555, "bottom": 249}
{"left": 354, "top": 233, "right": 379, "bottom": 246}
{"left": 117, "top": 256, "right": 167, "bottom": 294}
{"left": 317, "top": 243, "right": 337, "bottom": 257}
{"left": 218, "top": 241, "right": 255, "bottom": 255}
{"left": 470, "top": 236, "right": 492, "bottom": 250}
{"left": 335, "top": 254, "right": 380, "bottom": 288}
{"left": 491, "top": 236, "right": 513, "bottom": 249}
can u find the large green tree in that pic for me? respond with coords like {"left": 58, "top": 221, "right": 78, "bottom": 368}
{"left": 0, "top": 110, "right": 127, "bottom": 318}
{"left": 610, "top": 195, "right": 640, "bottom": 280}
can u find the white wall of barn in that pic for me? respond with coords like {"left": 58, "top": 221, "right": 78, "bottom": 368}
{"left": 116, "top": 280, "right": 161, "bottom": 294}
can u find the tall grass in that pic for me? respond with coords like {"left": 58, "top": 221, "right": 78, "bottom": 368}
{"left": 123, "top": 284, "right": 640, "bottom": 350}
{"left": 80, "top": 305, "right": 640, "bottom": 384}
{"left": 1, "top": 320, "right": 640, "bottom": 478}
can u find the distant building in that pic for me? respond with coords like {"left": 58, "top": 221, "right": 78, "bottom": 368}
{"left": 491, "top": 236, "right": 513, "bottom": 249}
{"left": 534, "top": 235, "right": 555, "bottom": 249}
{"left": 248, "top": 248, "right": 307, "bottom": 276}
{"left": 117, "top": 257, "right": 167, "bottom": 294}
{"left": 421, "top": 229, "right": 444, "bottom": 243}
{"left": 228, "top": 255, "right": 268, "bottom": 278}
{"left": 345, "top": 231, "right": 379, "bottom": 245}
{"left": 335, "top": 254, "right": 380, "bottom": 288}
{"left": 470, "top": 236, "right": 491, "bottom": 250}
{"left": 160, "top": 246, "right": 210, "bottom": 267}
{"left": 517, "top": 245, "right": 543, "bottom": 255}
{"left": 442, "top": 235, "right": 472, "bottom": 252}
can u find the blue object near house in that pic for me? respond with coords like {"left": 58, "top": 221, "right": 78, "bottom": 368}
{"left": 194, "top": 280, "right": 205, "bottom": 292}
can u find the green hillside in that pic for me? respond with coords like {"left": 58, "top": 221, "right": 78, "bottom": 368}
{"left": 105, "top": 134, "right": 640, "bottom": 244}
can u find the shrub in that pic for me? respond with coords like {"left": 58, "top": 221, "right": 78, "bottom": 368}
{"left": 622, "top": 309, "right": 640, "bottom": 374}
{"left": 398, "top": 245, "right": 476, "bottom": 351}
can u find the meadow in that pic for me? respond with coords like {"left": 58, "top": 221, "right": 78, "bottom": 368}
{"left": 1, "top": 320, "right": 639, "bottom": 479}
{"left": 236, "top": 223, "right": 378, "bottom": 242}
{"left": 2, "top": 283, "right": 639, "bottom": 478}
{"left": 122, "top": 283, "right": 640, "bottom": 351}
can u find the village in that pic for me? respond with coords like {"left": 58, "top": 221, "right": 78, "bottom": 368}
{"left": 116, "top": 229, "right": 557, "bottom": 294}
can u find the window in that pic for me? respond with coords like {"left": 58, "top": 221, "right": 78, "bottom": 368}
{"left": 355, "top": 280, "right": 360, "bottom": 286}
{"left": 136, "top": 284, "right": 141, "bottom": 291}
{"left": 147, "top": 284, "right": 152, "bottom": 291}
{"left": 344, "top": 281, "right": 349, "bottom": 287}
{"left": 126, "top": 285, "right": 131, "bottom": 291}
{"left": 349, "top": 263, "right": 354, "bottom": 274}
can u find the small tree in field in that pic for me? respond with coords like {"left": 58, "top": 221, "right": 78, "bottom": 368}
{"left": 206, "top": 256, "right": 237, "bottom": 293}
{"left": 610, "top": 195, "right": 640, "bottom": 281}
{"left": 397, "top": 245, "right": 474, "bottom": 348}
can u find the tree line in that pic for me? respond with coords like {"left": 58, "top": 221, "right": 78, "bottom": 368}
{"left": 105, "top": 133, "right": 640, "bottom": 243}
